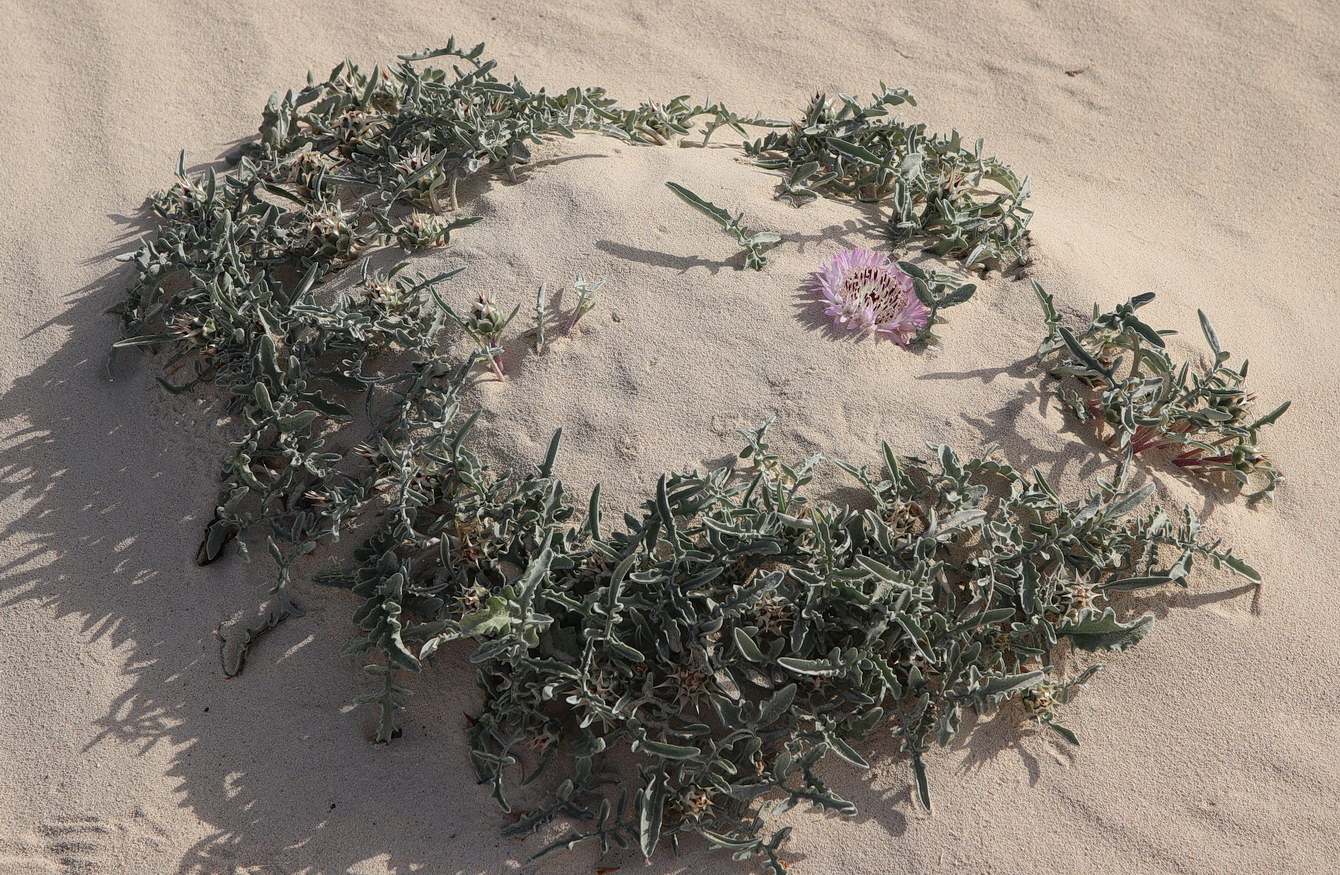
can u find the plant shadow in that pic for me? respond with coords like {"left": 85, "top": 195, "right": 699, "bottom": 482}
{"left": 924, "top": 360, "right": 1113, "bottom": 485}
{"left": 0, "top": 204, "right": 741, "bottom": 874}
{"left": 5, "top": 154, "right": 1255, "bottom": 873}
{"left": 595, "top": 238, "right": 735, "bottom": 274}
{"left": 596, "top": 211, "right": 881, "bottom": 276}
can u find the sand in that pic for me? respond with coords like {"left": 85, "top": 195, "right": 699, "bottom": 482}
{"left": 2, "top": 1, "right": 1338, "bottom": 872}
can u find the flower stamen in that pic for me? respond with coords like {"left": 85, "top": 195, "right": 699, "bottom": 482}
{"left": 806, "top": 248, "right": 929, "bottom": 346}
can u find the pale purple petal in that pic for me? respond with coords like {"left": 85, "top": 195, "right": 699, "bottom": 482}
{"left": 806, "top": 248, "right": 930, "bottom": 343}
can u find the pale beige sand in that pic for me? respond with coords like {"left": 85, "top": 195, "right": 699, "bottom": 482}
{"left": 2, "top": 1, "right": 1338, "bottom": 873}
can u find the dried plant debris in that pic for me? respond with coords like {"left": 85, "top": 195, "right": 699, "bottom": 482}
{"left": 108, "top": 40, "right": 1270, "bottom": 871}
{"left": 666, "top": 182, "right": 782, "bottom": 270}
{"left": 744, "top": 88, "right": 1033, "bottom": 272}
{"left": 1035, "top": 284, "right": 1289, "bottom": 502}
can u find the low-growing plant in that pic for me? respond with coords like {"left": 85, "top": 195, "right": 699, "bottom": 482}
{"left": 902, "top": 260, "right": 979, "bottom": 343}
{"left": 531, "top": 273, "right": 606, "bottom": 352}
{"left": 1035, "top": 283, "right": 1289, "bottom": 502}
{"left": 434, "top": 288, "right": 519, "bottom": 380}
{"left": 532, "top": 282, "right": 550, "bottom": 353}
{"left": 563, "top": 271, "right": 606, "bottom": 335}
{"left": 107, "top": 40, "right": 1270, "bottom": 872}
{"left": 744, "top": 89, "right": 1033, "bottom": 272}
{"left": 444, "top": 423, "right": 1258, "bottom": 870}
{"left": 666, "top": 181, "right": 781, "bottom": 270}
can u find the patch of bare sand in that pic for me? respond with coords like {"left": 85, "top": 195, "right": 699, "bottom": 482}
{"left": 1, "top": 2, "right": 1337, "bottom": 872}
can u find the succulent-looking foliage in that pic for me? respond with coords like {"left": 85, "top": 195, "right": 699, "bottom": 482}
{"left": 109, "top": 41, "right": 1265, "bottom": 870}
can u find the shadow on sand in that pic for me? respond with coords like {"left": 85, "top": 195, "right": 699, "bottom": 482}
{"left": 0, "top": 162, "right": 1257, "bottom": 874}
{"left": 0, "top": 192, "right": 753, "bottom": 875}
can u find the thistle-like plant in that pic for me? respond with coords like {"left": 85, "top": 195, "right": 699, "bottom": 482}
{"left": 107, "top": 40, "right": 1275, "bottom": 873}
{"left": 439, "top": 423, "right": 1259, "bottom": 871}
{"left": 744, "top": 89, "right": 1032, "bottom": 272}
{"left": 433, "top": 289, "right": 519, "bottom": 380}
{"left": 1035, "top": 283, "right": 1289, "bottom": 501}
{"left": 806, "top": 248, "right": 929, "bottom": 344}
{"left": 666, "top": 181, "right": 782, "bottom": 270}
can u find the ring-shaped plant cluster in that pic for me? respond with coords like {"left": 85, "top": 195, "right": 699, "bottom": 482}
{"left": 111, "top": 41, "right": 1276, "bottom": 871}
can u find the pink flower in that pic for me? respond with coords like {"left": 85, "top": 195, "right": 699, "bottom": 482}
{"left": 806, "top": 248, "right": 930, "bottom": 346}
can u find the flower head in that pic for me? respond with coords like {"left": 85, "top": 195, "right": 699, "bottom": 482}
{"left": 807, "top": 248, "right": 930, "bottom": 345}
{"left": 468, "top": 291, "right": 507, "bottom": 339}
